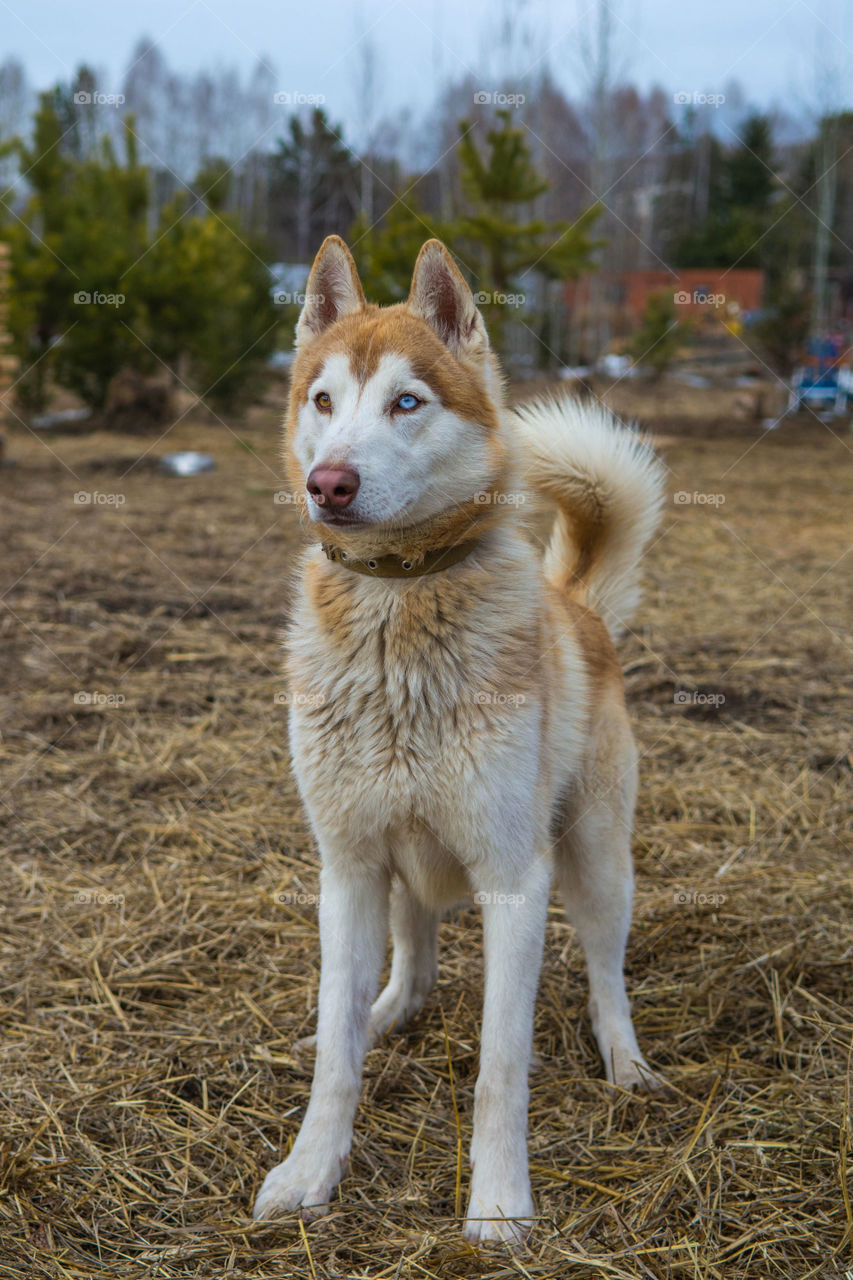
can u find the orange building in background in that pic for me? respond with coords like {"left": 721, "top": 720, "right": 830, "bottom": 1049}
{"left": 565, "top": 268, "right": 765, "bottom": 328}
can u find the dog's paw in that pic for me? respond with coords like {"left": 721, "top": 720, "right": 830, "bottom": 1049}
{"left": 368, "top": 979, "right": 428, "bottom": 1041}
{"left": 463, "top": 1178, "right": 534, "bottom": 1247}
{"left": 594, "top": 1016, "right": 663, "bottom": 1094}
{"left": 253, "top": 1148, "right": 346, "bottom": 1222}
{"left": 605, "top": 1047, "right": 664, "bottom": 1094}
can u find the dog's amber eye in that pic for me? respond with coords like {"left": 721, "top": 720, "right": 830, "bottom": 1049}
{"left": 314, "top": 392, "right": 332, "bottom": 411}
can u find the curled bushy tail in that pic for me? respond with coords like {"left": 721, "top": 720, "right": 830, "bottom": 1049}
{"left": 513, "top": 396, "right": 665, "bottom": 642}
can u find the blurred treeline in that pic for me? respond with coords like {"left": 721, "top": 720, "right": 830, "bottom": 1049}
{"left": 0, "top": 34, "right": 851, "bottom": 415}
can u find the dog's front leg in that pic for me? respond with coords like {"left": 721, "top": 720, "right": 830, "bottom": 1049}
{"left": 253, "top": 855, "right": 390, "bottom": 1221}
{"left": 464, "top": 855, "right": 550, "bottom": 1246}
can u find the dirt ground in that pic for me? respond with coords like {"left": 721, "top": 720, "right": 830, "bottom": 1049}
{"left": 1, "top": 393, "right": 852, "bottom": 1279}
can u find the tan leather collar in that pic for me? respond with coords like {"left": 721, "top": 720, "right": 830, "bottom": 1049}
{"left": 320, "top": 537, "right": 481, "bottom": 578}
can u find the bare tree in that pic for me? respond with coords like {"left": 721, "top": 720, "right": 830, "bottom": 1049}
{"left": 0, "top": 57, "right": 32, "bottom": 196}
{"left": 349, "top": 21, "right": 382, "bottom": 226}
{"left": 575, "top": 0, "right": 630, "bottom": 357}
{"left": 808, "top": 27, "right": 843, "bottom": 334}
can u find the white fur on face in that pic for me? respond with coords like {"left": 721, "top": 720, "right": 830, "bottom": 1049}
{"left": 293, "top": 351, "right": 493, "bottom": 527}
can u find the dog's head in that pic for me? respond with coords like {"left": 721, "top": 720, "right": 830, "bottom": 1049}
{"left": 285, "top": 237, "right": 511, "bottom": 551}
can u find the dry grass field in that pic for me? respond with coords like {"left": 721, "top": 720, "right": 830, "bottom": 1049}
{"left": 1, "top": 394, "right": 852, "bottom": 1279}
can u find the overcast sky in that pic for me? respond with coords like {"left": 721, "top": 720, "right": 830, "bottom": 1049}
{"left": 4, "top": 0, "right": 851, "bottom": 133}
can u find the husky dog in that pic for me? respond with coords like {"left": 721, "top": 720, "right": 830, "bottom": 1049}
{"left": 253, "top": 236, "right": 665, "bottom": 1244}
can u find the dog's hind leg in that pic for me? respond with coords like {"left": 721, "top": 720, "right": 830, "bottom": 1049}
{"left": 554, "top": 706, "right": 656, "bottom": 1091}
{"left": 369, "top": 878, "right": 438, "bottom": 1041}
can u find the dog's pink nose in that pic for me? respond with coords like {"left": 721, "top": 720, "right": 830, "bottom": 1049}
{"left": 306, "top": 465, "right": 360, "bottom": 509}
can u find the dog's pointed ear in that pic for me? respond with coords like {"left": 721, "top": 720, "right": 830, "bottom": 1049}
{"left": 408, "top": 240, "right": 488, "bottom": 357}
{"left": 296, "top": 236, "right": 366, "bottom": 346}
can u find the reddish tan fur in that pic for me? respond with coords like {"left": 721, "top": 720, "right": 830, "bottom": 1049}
{"left": 254, "top": 235, "right": 663, "bottom": 1244}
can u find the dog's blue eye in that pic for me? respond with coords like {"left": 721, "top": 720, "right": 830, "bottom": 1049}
{"left": 396, "top": 394, "right": 420, "bottom": 412}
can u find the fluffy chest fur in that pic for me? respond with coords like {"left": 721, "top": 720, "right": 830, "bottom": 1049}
{"left": 285, "top": 531, "right": 588, "bottom": 848}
